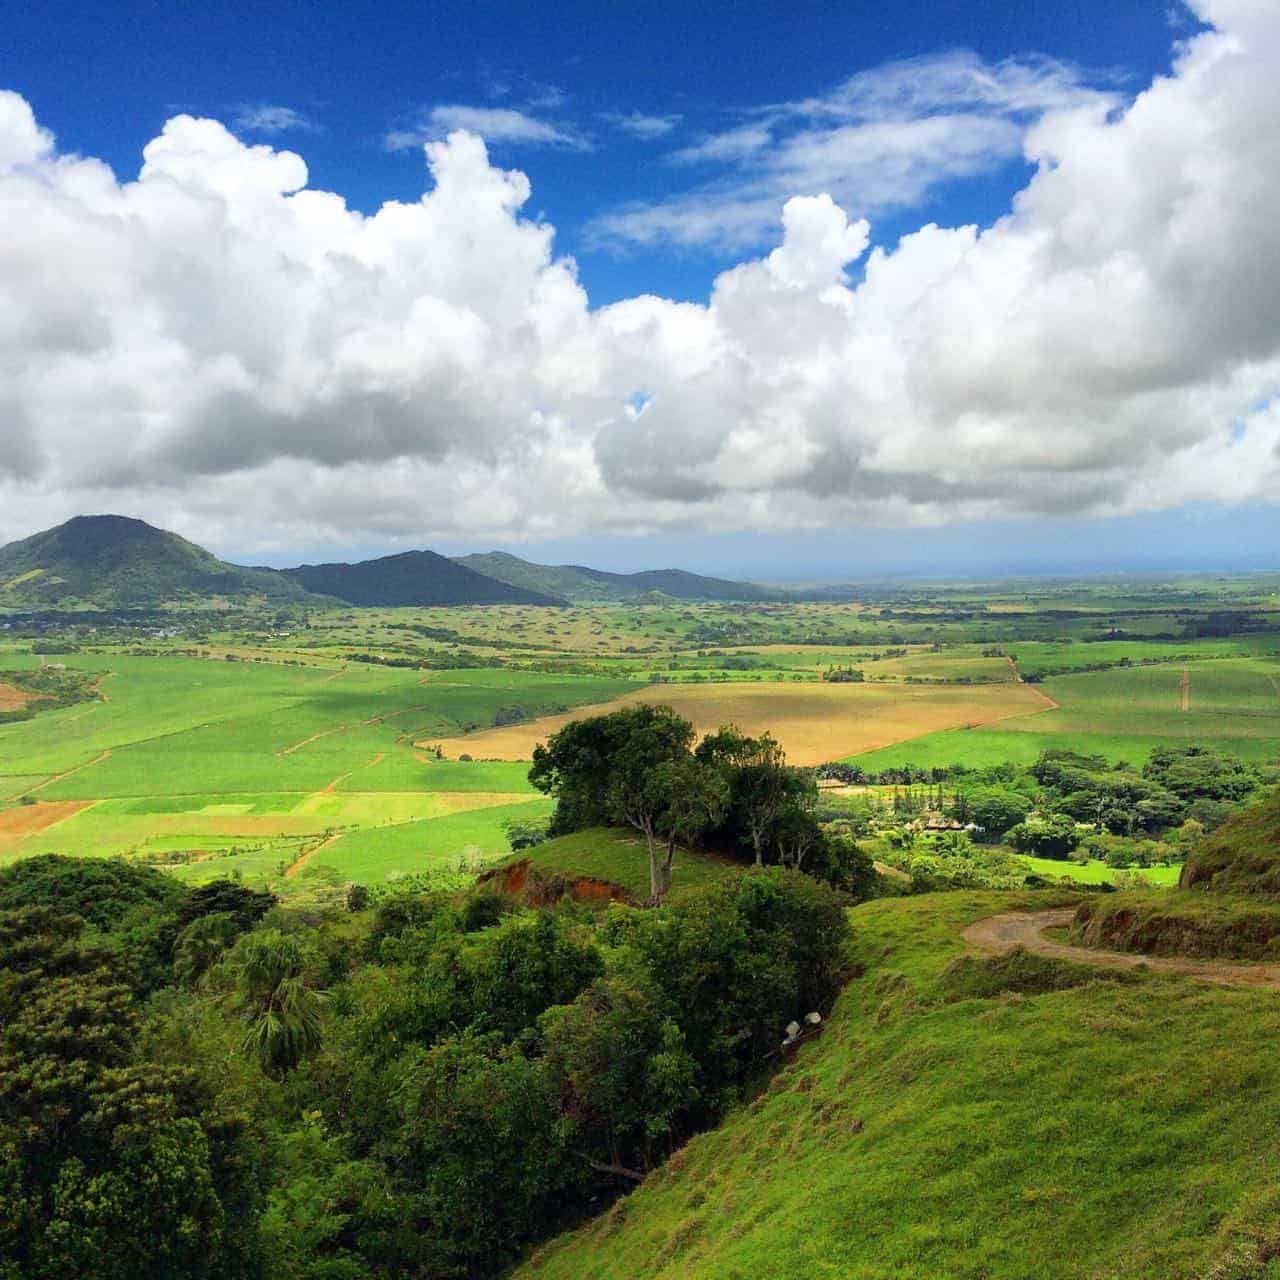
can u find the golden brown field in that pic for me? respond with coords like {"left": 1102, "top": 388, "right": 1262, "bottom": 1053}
{"left": 424, "top": 679, "right": 1052, "bottom": 766}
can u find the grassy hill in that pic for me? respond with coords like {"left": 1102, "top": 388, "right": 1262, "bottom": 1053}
{"left": 455, "top": 551, "right": 786, "bottom": 603}
{"left": 1069, "top": 788, "right": 1280, "bottom": 958}
{"left": 517, "top": 890, "right": 1280, "bottom": 1279}
{"left": 0, "top": 515, "right": 310, "bottom": 608}
{"left": 281, "top": 549, "right": 566, "bottom": 607}
{"left": 499, "top": 827, "right": 738, "bottom": 900}
{"left": 1180, "top": 787, "right": 1280, "bottom": 896}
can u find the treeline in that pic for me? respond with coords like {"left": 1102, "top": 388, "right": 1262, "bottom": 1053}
{"left": 817, "top": 745, "right": 1271, "bottom": 877}
{"left": 0, "top": 854, "right": 849, "bottom": 1278}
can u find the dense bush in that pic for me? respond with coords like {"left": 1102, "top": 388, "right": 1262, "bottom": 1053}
{"left": 1007, "top": 814, "right": 1082, "bottom": 860}
{"left": 964, "top": 787, "right": 1033, "bottom": 838}
{"left": 0, "top": 854, "right": 186, "bottom": 929}
{"left": 0, "top": 907, "right": 263, "bottom": 1278}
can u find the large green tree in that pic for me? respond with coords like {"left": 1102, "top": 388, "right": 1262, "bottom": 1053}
{"left": 0, "top": 907, "right": 263, "bottom": 1278}
{"left": 531, "top": 704, "right": 717, "bottom": 900}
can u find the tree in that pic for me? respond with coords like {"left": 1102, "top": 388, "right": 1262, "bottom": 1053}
{"left": 530, "top": 705, "right": 693, "bottom": 835}
{"left": 389, "top": 1032, "right": 583, "bottom": 1276}
{"left": 554, "top": 706, "right": 701, "bottom": 902}
{"left": 541, "top": 975, "right": 697, "bottom": 1175}
{"left": 1173, "top": 817, "right": 1206, "bottom": 858}
{"left": 611, "top": 870, "right": 849, "bottom": 1105}
{"left": 966, "top": 787, "right": 1033, "bottom": 839}
{"left": 173, "top": 911, "right": 239, "bottom": 989}
{"left": 697, "top": 728, "right": 791, "bottom": 865}
{"left": 0, "top": 908, "right": 263, "bottom": 1278}
{"left": 1006, "top": 815, "right": 1081, "bottom": 860}
{"left": 646, "top": 758, "right": 729, "bottom": 902}
{"left": 225, "top": 930, "right": 326, "bottom": 1077}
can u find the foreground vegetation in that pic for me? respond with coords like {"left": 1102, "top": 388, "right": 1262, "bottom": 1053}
{"left": 0, "top": 854, "right": 851, "bottom": 1277}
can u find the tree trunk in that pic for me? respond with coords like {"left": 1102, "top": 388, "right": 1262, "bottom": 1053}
{"left": 577, "top": 1154, "right": 645, "bottom": 1183}
{"left": 649, "top": 848, "right": 672, "bottom": 904}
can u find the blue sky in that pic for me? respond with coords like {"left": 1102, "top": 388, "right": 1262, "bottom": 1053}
{"left": 3, "top": 1, "right": 1277, "bottom": 579}
{"left": 11, "top": 0, "right": 1187, "bottom": 305}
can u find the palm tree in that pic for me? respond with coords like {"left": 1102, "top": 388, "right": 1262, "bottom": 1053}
{"left": 228, "top": 930, "right": 326, "bottom": 1075}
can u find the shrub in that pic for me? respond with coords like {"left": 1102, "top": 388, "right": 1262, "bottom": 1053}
{"left": 610, "top": 869, "right": 849, "bottom": 1108}
{"left": 1007, "top": 814, "right": 1081, "bottom": 859}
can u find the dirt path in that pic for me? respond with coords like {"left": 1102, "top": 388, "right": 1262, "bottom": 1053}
{"left": 277, "top": 703, "right": 436, "bottom": 757}
{"left": 284, "top": 832, "right": 343, "bottom": 879}
{"left": 17, "top": 750, "right": 112, "bottom": 799}
{"left": 963, "top": 909, "right": 1280, "bottom": 989}
{"left": 1006, "top": 656, "right": 1060, "bottom": 710}
{"left": 1180, "top": 666, "right": 1190, "bottom": 712}
{"left": 321, "top": 752, "right": 385, "bottom": 794}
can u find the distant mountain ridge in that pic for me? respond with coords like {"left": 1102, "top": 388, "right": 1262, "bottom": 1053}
{"left": 454, "top": 551, "right": 786, "bottom": 603}
{"left": 281, "top": 550, "right": 564, "bottom": 607}
{"left": 0, "top": 516, "right": 786, "bottom": 611}
{"left": 0, "top": 515, "right": 310, "bottom": 608}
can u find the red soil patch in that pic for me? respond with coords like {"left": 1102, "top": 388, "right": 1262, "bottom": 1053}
{"left": 0, "top": 799, "right": 94, "bottom": 836}
{"left": 477, "top": 858, "right": 637, "bottom": 907}
{"left": 0, "top": 683, "right": 41, "bottom": 713}
{"left": 284, "top": 831, "right": 343, "bottom": 879}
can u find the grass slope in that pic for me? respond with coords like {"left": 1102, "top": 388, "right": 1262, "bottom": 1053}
{"left": 505, "top": 827, "right": 738, "bottom": 900}
{"left": 1181, "top": 787, "right": 1280, "bottom": 896}
{"left": 518, "top": 891, "right": 1280, "bottom": 1280}
{"left": 1072, "top": 888, "right": 1280, "bottom": 960}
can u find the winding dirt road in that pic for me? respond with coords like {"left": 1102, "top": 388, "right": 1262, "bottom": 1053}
{"left": 963, "top": 909, "right": 1280, "bottom": 989}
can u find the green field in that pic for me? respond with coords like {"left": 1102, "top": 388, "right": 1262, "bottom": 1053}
{"left": 4, "top": 583, "right": 1280, "bottom": 895}
{"left": 853, "top": 657, "right": 1280, "bottom": 771}
{"left": 0, "top": 651, "right": 638, "bottom": 889}
{"left": 1012, "top": 853, "right": 1183, "bottom": 887}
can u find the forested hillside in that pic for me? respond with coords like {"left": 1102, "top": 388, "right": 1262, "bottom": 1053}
{"left": 455, "top": 551, "right": 784, "bottom": 603}
{"left": 0, "top": 515, "right": 310, "bottom": 607}
{"left": 282, "top": 549, "right": 566, "bottom": 607}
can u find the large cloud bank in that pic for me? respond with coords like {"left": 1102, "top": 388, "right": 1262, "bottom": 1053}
{"left": 2, "top": 0, "right": 1279, "bottom": 554}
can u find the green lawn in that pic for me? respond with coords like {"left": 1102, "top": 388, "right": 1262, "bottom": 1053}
{"left": 300, "top": 798, "right": 556, "bottom": 885}
{"left": 1013, "top": 853, "right": 1183, "bottom": 887}
{"left": 0, "top": 652, "right": 635, "bottom": 892}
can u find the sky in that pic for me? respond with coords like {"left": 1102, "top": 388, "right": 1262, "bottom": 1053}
{"left": 2, "top": 0, "right": 1280, "bottom": 577}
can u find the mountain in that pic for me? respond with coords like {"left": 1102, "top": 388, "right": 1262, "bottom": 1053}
{"left": 454, "top": 551, "right": 787, "bottom": 603}
{"left": 281, "top": 550, "right": 566, "bottom": 607}
{"left": 0, "top": 516, "right": 779, "bottom": 611}
{"left": 0, "top": 515, "right": 310, "bottom": 608}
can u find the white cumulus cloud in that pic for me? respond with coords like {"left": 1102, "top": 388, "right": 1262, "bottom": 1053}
{"left": 1, "top": 0, "right": 1280, "bottom": 556}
